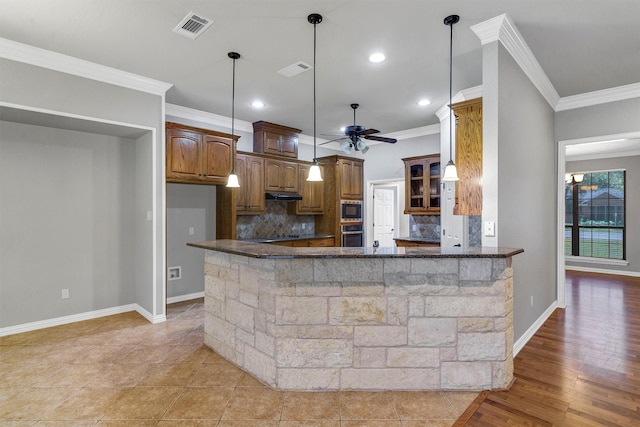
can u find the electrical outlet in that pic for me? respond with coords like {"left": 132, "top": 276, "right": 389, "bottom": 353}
{"left": 168, "top": 266, "right": 182, "bottom": 281}
{"left": 62, "top": 289, "right": 69, "bottom": 299}
{"left": 189, "top": 227, "right": 194, "bottom": 235}
{"left": 484, "top": 221, "right": 495, "bottom": 237}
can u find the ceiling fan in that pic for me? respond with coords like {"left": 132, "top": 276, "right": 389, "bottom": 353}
{"left": 321, "top": 103, "right": 397, "bottom": 154}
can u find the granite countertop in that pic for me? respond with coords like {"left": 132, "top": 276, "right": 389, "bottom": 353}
{"left": 187, "top": 239, "right": 523, "bottom": 259}
{"left": 240, "top": 234, "right": 334, "bottom": 244}
{"left": 394, "top": 236, "right": 441, "bottom": 243}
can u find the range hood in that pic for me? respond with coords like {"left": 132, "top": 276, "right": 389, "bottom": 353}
{"left": 265, "top": 192, "right": 303, "bottom": 201}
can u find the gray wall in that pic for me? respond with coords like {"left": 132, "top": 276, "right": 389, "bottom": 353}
{"left": 1, "top": 58, "right": 166, "bottom": 327}
{"left": 167, "top": 183, "right": 216, "bottom": 299}
{"left": 0, "top": 122, "right": 136, "bottom": 327}
{"left": 483, "top": 43, "right": 558, "bottom": 342}
{"left": 566, "top": 155, "right": 639, "bottom": 273}
{"left": 556, "top": 97, "right": 640, "bottom": 142}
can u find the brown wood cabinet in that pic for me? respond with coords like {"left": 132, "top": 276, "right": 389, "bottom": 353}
{"left": 264, "top": 158, "right": 299, "bottom": 193}
{"left": 453, "top": 97, "right": 483, "bottom": 216}
{"left": 394, "top": 239, "right": 440, "bottom": 248}
{"left": 166, "top": 122, "right": 237, "bottom": 185}
{"left": 403, "top": 154, "right": 441, "bottom": 214}
{"left": 314, "top": 155, "right": 364, "bottom": 247}
{"left": 270, "top": 237, "right": 334, "bottom": 247}
{"left": 338, "top": 157, "right": 364, "bottom": 200}
{"left": 235, "top": 153, "right": 265, "bottom": 215}
{"left": 290, "top": 163, "right": 325, "bottom": 215}
{"left": 252, "top": 121, "right": 301, "bottom": 159}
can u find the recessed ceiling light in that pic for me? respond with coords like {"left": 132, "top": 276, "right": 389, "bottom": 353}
{"left": 418, "top": 99, "right": 431, "bottom": 106}
{"left": 340, "top": 126, "right": 346, "bottom": 132}
{"left": 252, "top": 100, "right": 265, "bottom": 108}
{"left": 369, "top": 53, "right": 385, "bottom": 63}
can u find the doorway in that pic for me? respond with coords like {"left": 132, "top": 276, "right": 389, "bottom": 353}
{"left": 367, "top": 180, "right": 406, "bottom": 247}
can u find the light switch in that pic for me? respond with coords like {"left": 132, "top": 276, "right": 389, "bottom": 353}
{"left": 484, "top": 221, "right": 495, "bottom": 237}
{"left": 189, "top": 227, "right": 194, "bottom": 235}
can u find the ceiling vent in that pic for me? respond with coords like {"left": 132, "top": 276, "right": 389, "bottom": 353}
{"left": 277, "top": 61, "right": 312, "bottom": 78}
{"left": 173, "top": 12, "right": 213, "bottom": 39}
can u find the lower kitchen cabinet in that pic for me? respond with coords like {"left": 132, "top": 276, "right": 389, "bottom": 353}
{"left": 394, "top": 239, "right": 440, "bottom": 248}
{"left": 269, "top": 237, "right": 334, "bottom": 247}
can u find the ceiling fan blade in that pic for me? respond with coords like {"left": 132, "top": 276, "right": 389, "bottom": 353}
{"left": 319, "top": 136, "right": 348, "bottom": 145}
{"left": 360, "top": 128, "right": 380, "bottom": 136}
{"left": 364, "top": 135, "right": 397, "bottom": 144}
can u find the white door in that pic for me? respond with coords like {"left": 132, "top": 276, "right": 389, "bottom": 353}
{"left": 441, "top": 181, "right": 467, "bottom": 247}
{"left": 373, "top": 188, "right": 395, "bottom": 247}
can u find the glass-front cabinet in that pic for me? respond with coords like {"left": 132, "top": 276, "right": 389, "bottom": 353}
{"left": 403, "top": 154, "right": 440, "bottom": 214}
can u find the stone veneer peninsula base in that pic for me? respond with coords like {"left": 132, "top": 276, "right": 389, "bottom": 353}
{"left": 188, "top": 240, "right": 523, "bottom": 391}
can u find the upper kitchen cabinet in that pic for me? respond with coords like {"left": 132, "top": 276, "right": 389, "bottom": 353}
{"left": 338, "top": 157, "right": 364, "bottom": 200}
{"left": 166, "top": 122, "right": 237, "bottom": 185}
{"left": 452, "top": 98, "right": 483, "bottom": 216}
{"left": 291, "top": 163, "right": 325, "bottom": 215}
{"left": 264, "top": 158, "right": 299, "bottom": 193}
{"left": 403, "top": 154, "right": 441, "bottom": 214}
{"left": 252, "top": 121, "right": 301, "bottom": 159}
{"left": 236, "top": 153, "right": 265, "bottom": 215}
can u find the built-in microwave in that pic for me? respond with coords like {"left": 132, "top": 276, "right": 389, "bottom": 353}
{"left": 340, "top": 200, "right": 362, "bottom": 223}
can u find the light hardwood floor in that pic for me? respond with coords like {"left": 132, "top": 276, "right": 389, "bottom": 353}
{"left": 464, "top": 270, "right": 640, "bottom": 426}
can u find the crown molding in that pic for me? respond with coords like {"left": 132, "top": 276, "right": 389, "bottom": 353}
{"left": 556, "top": 82, "right": 640, "bottom": 111}
{"left": 436, "top": 86, "right": 484, "bottom": 121}
{"left": 471, "top": 14, "right": 560, "bottom": 109}
{"left": 0, "top": 37, "right": 172, "bottom": 96}
{"left": 165, "top": 103, "right": 253, "bottom": 133}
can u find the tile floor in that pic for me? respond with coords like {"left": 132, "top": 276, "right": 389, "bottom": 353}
{"left": 0, "top": 299, "right": 479, "bottom": 426}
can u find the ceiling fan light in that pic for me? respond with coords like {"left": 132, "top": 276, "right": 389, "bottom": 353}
{"left": 573, "top": 173, "right": 584, "bottom": 183}
{"left": 356, "top": 138, "right": 367, "bottom": 152}
{"left": 442, "top": 160, "right": 459, "bottom": 181}
{"left": 307, "top": 162, "right": 323, "bottom": 181}
{"left": 341, "top": 140, "right": 353, "bottom": 154}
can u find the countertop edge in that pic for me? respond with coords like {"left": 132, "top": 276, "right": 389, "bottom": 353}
{"left": 187, "top": 240, "right": 524, "bottom": 259}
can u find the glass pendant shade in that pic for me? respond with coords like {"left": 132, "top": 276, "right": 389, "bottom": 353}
{"left": 226, "top": 172, "right": 240, "bottom": 188}
{"left": 442, "top": 160, "right": 459, "bottom": 181}
{"left": 341, "top": 140, "right": 353, "bottom": 154}
{"left": 307, "top": 163, "right": 323, "bottom": 181}
{"left": 356, "top": 139, "right": 368, "bottom": 153}
{"left": 573, "top": 173, "right": 584, "bottom": 183}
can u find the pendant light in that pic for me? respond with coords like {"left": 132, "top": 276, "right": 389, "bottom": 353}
{"left": 306, "top": 13, "right": 323, "bottom": 182}
{"left": 226, "top": 51, "right": 241, "bottom": 188}
{"left": 442, "top": 14, "right": 460, "bottom": 182}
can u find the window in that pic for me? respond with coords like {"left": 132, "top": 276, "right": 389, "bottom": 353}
{"left": 565, "top": 170, "right": 625, "bottom": 260}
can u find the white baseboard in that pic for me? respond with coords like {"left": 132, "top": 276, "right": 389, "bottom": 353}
{"left": 167, "top": 291, "right": 204, "bottom": 304}
{"left": 566, "top": 265, "right": 640, "bottom": 278}
{"left": 135, "top": 304, "right": 166, "bottom": 324}
{"left": 513, "top": 301, "right": 558, "bottom": 357}
{"left": 0, "top": 304, "right": 137, "bottom": 337}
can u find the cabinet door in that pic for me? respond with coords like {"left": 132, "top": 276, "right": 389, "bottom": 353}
{"left": 262, "top": 131, "right": 283, "bottom": 156}
{"left": 166, "top": 128, "right": 201, "bottom": 181}
{"left": 236, "top": 154, "right": 265, "bottom": 214}
{"left": 201, "top": 134, "right": 232, "bottom": 183}
{"left": 280, "top": 161, "right": 299, "bottom": 193}
{"left": 280, "top": 134, "right": 299, "bottom": 158}
{"left": 403, "top": 156, "right": 440, "bottom": 214}
{"left": 453, "top": 98, "right": 483, "bottom": 215}
{"left": 244, "top": 156, "right": 265, "bottom": 213}
{"left": 339, "top": 160, "right": 353, "bottom": 199}
{"left": 351, "top": 161, "right": 364, "bottom": 199}
{"left": 295, "top": 164, "right": 324, "bottom": 214}
{"left": 264, "top": 159, "right": 283, "bottom": 192}
{"left": 235, "top": 154, "right": 248, "bottom": 211}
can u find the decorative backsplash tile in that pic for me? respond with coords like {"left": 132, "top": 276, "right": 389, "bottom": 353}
{"left": 409, "top": 215, "right": 441, "bottom": 240}
{"left": 468, "top": 215, "right": 482, "bottom": 247}
{"left": 236, "top": 201, "right": 315, "bottom": 239}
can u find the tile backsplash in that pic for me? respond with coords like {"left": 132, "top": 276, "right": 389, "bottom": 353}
{"left": 409, "top": 215, "right": 441, "bottom": 240}
{"left": 236, "top": 201, "right": 315, "bottom": 239}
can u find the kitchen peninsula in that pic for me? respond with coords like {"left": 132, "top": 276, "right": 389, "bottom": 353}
{"left": 188, "top": 240, "right": 522, "bottom": 391}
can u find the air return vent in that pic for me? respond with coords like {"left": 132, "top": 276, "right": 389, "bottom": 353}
{"left": 173, "top": 12, "right": 213, "bottom": 39}
{"left": 277, "top": 61, "right": 312, "bottom": 77}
